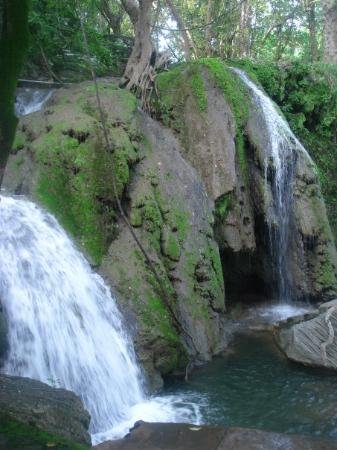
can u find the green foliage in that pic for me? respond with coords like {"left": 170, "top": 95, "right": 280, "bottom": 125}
{"left": 248, "top": 61, "right": 337, "bottom": 239}
{"left": 0, "top": 416, "right": 89, "bottom": 450}
{"left": 25, "top": 0, "right": 131, "bottom": 80}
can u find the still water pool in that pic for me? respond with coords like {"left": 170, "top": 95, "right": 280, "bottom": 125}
{"left": 163, "top": 333, "right": 337, "bottom": 439}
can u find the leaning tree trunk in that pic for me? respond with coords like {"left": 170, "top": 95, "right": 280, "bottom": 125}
{"left": 165, "top": 0, "right": 197, "bottom": 60}
{"left": 0, "top": 0, "right": 29, "bottom": 186}
{"left": 322, "top": 0, "right": 337, "bottom": 62}
{"left": 120, "top": 0, "right": 154, "bottom": 90}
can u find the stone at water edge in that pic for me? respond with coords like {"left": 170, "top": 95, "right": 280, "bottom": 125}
{"left": 92, "top": 421, "right": 337, "bottom": 450}
{"left": 276, "top": 299, "right": 337, "bottom": 370}
{"left": 0, "top": 374, "right": 91, "bottom": 445}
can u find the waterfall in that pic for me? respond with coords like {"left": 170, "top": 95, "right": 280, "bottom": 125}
{"left": 232, "top": 68, "right": 313, "bottom": 304}
{"left": 15, "top": 88, "right": 53, "bottom": 116}
{"left": 0, "top": 195, "right": 200, "bottom": 444}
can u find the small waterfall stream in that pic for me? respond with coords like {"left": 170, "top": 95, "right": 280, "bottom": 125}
{"left": 15, "top": 88, "right": 53, "bottom": 116}
{"left": 0, "top": 196, "right": 200, "bottom": 444}
{"left": 233, "top": 69, "right": 313, "bottom": 306}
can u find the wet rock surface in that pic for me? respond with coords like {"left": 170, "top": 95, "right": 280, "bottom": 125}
{"left": 276, "top": 299, "right": 337, "bottom": 370}
{"left": 0, "top": 374, "right": 91, "bottom": 445}
{"left": 92, "top": 422, "right": 337, "bottom": 450}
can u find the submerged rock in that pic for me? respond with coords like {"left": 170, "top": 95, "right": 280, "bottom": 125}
{"left": 276, "top": 299, "right": 337, "bottom": 370}
{"left": 0, "top": 374, "right": 91, "bottom": 445}
{"left": 92, "top": 421, "right": 337, "bottom": 450}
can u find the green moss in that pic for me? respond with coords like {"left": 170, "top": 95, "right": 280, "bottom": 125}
{"left": 162, "top": 231, "right": 181, "bottom": 261}
{"left": 188, "top": 64, "right": 207, "bottom": 112}
{"left": 199, "top": 58, "right": 248, "bottom": 128}
{"left": 130, "top": 207, "right": 143, "bottom": 227}
{"left": 26, "top": 85, "right": 142, "bottom": 264}
{"left": 317, "top": 259, "right": 337, "bottom": 287}
{"left": 0, "top": 416, "right": 89, "bottom": 450}
{"left": 12, "top": 131, "right": 26, "bottom": 151}
{"left": 215, "top": 193, "right": 232, "bottom": 219}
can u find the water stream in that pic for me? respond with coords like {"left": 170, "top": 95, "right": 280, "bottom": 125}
{"left": 233, "top": 69, "right": 312, "bottom": 304}
{"left": 0, "top": 195, "right": 200, "bottom": 444}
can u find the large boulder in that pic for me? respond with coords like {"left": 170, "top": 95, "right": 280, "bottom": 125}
{"left": 93, "top": 421, "right": 337, "bottom": 450}
{"left": 276, "top": 299, "right": 337, "bottom": 369}
{"left": 4, "top": 79, "right": 227, "bottom": 387}
{"left": 0, "top": 374, "right": 91, "bottom": 445}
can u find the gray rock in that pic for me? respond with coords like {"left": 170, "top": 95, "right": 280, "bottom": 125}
{"left": 0, "top": 374, "right": 91, "bottom": 445}
{"left": 276, "top": 303, "right": 337, "bottom": 370}
{"left": 92, "top": 421, "right": 337, "bottom": 450}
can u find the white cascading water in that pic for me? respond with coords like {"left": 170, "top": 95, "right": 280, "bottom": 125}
{"left": 15, "top": 88, "right": 53, "bottom": 116}
{"left": 0, "top": 195, "right": 201, "bottom": 444}
{"left": 232, "top": 69, "right": 314, "bottom": 319}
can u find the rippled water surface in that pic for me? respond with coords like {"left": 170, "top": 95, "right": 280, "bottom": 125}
{"left": 164, "top": 333, "right": 337, "bottom": 439}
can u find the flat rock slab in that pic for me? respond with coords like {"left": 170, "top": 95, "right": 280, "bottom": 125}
{"left": 276, "top": 305, "right": 337, "bottom": 370}
{"left": 93, "top": 422, "right": 337, "bottom": 450}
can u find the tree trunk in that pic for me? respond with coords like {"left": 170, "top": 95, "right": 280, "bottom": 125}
{"left": 165, "top": 0, "right": 197, "bottom": 60}
{"left": 234, "top": 0, "right": 252, "bottom": 58}
{"left": 0, "top": 0, "right": 29, "bottom": 186}
{"left": 322, "top": 0, "right": 337, "bottom": 62}
{"left": 205, "top": 0, "right": 214, "bottom": 57}
{"left": 98, "top": 0, "right": 124, "bottom": 35}
{"left": 121, "top": 0, "right": 154, "bottom": 90}
{"left": 303, "top": 0, "right": 318, "bottom": 61}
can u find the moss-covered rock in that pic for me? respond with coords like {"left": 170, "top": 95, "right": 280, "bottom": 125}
{"left": 4, "top": 81, "right": 141, "bottom": 265}
{"left": 5, "top": 79, "right": 227, "bottom": 388}
{"left": 101, "top": 113, "right": 227, "bottom": 388}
